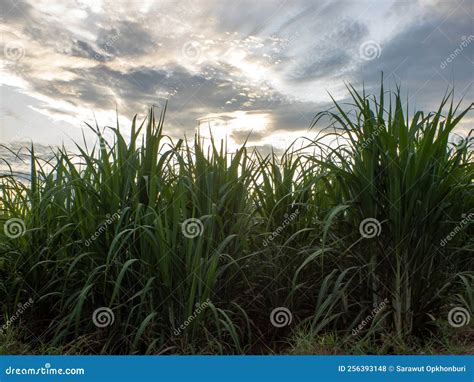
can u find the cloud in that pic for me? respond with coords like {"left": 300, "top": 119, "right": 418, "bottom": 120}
{"left": 96, "top": 21, "right": 156, "bottom": 57}
{"left": 0, "top": 0, "right": 471, "bottom": 147}
{"left": 0, "top": 0, "right": 32, "bottom": 21}
{"left": 356, "top": 3, "right": 473, "bottom": 111}
{"left": 71, "top": 40, "right": 107, "bottom": 61}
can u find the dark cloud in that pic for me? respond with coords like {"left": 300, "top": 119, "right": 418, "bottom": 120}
{"left": 357, "top": 8, "right": 473, "bottom": 110}
{"left": 96, "top": 22, "right": 157, "bottom": 58}
{"left": 71, "top": 40, "right": 107, "bottom": 61}
{"left": 290, "top": 51, "right": 351, "bottom": 82}
{"left": 0, "top": 0, "right": 32, "bottom": 21}
{"left": 281, "top": 17, "right": 368, "bottom": 80}
{"left": 25, "top": 68, "right": 115, "bottom": 110}
{"left": 18, "top": 61, "right": 289, "bottom": 135}
{"left": 1, "top": 0, "right": 472, "bottom": 146}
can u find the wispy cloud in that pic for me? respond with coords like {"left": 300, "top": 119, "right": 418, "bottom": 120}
{"left": 1, "top": 0, "right": 472, "bottom": 147}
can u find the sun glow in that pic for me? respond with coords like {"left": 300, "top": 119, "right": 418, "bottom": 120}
{"left": 197, "top": 111, "right": 271, "bottom": 151}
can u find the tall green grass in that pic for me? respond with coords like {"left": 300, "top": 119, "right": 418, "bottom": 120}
{"left": 0, "top": 82, "right": 472, "bottom": 354}
{"left": 308, "top": 83, "right": 473, "bottom": 339}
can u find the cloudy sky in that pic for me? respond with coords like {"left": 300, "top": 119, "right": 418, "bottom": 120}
{"left": 0, "top": 0, "right": 472, "bottom": 150}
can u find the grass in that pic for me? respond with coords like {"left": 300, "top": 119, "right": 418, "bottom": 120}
{"left": 0, "top": 81, "right": 472, "bottom": 354}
